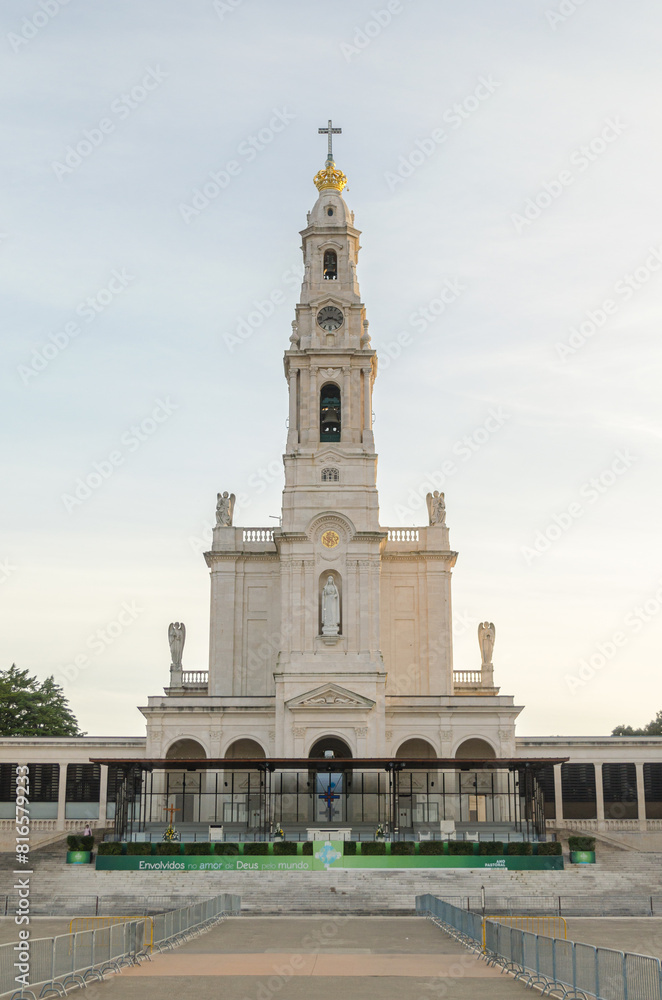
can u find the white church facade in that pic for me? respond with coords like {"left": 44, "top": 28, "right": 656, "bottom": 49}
{"left": 2, "top": 130, "right": 662, "bottom": 850}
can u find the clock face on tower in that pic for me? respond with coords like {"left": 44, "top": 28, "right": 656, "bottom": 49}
{"left": 317, "top": 306, "right": 344, "bottom": 332}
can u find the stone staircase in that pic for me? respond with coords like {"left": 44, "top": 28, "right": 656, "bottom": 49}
{"left": 1, "top": 846, "right": 662, "bottom": 915}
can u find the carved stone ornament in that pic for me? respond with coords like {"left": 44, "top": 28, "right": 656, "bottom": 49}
{"left": 215, "top": 491, "right": 236, "bottom": 527}
{"left": 320, "top": 367, "right": 341, "bottom": 379}
{"left": 478, "top": 622, "right": 495, "bottom": 665}
{"left": 168, "top": 623, "right": 185, "bottom": 669}
{"left": 286, "top": 683, "right": 375, "bottom": 711}
{"left": 293, "top": 728, "right": 306, "bottom": 738}
{"left": 426, "top": 490, "right": 446, "bottom": 526}
{"left": 355, "top": 727, "right": 368, "bottom": 737}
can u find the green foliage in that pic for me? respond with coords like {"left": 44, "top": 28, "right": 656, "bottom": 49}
{"left": 185, "top": 842, "right": 212, "bottom": 855}
{"left": 79, "top": 835, "right": 94, "bottom": 851}
{"left": 0, "top": 665, "right": 83, "bottom": 736}
{"left": 155, "top": 842, "right": 180, "bottom": 855}
{"left": 390, "top": 841, "right": 415, "bottom": 855}
{"left": 214, "top": 843, "right": 239, "bottom": 855}
{"left": 448, "top": 841, "right": 475, "bottom": 856}
{"left": 419, "top": 841, "right": 445, "bottom": 855}
{"left": 342, "top": 841, "right": 356, "bottom": 855}
{"left": 361, "top": 841, "right": 386, "bottom": 855}
{"left": 479, "top": 841, "right": 504, "bottom": 855}
{"left": 302, "top": 841, "right": 313, "bottom": 855}
{"left": 568, "top": 836, "right": 596, "bottom": 852}
{"left": 273, "top": 841, "right": 298, "bottom": 856}
{"left": 243, "top": 842, "right": 267, "bottom": 855}
{"left": 66, "top": 835, "right": 79, "bottom": 851}
{"left": 537, "top": 841, "right": 563, "bottom": 856}
{"left": 506, "top": 841, "right": 533, "bottom": 856}
{"left": 126, "top": 843, "right": 151, "bottom": 855}
{"left": 97, "top": 842, "right": 122, "bottom": 855}
{"left": 612, "top": 709, "right": 662, "bottom": 736}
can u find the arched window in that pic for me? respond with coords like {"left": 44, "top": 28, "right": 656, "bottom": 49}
{"left": 323, "top": 249, "right": 337, "bottom": 280}
{"left": 321, "top": 467, "right": 340, "bottom": 482}
{"left": 320, "top": 383, "right": 341, "bottom": 442}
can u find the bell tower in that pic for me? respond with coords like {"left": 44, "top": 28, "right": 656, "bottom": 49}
{"left": 282, "top": 121, "right": 378, "bottom": 535}
{"left": 274, "top": 123, "right": 387, "bottom": 756}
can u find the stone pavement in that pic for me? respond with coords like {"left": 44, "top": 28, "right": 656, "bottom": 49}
{"left": 87, "top": 916, "right": 533, "bottom": 999}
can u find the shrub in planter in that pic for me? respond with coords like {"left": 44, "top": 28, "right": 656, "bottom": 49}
{"left": 568, "top": 836, "right": 596, "bottom": 852}
{"left": 537, "top": 842, "right": 563, "bottom": 856}
{"left": 243, "top": 843, "right": 267, "bottom": 856}
{"left": 302, "top": 842, "right": 313, "bottom": 855}
{"left": 506, "top": 842, "right": 533, "bottom": 856}
{"left": 273, "top": 841, "right": 298, "bottom": 856}
{"left": 155, "top": 842, "right": 180, "bottom": 856}
{"left": 361, "top": 841, "right": 386, "bottom": 856}
{"left": 214, "top": 843, "right": 239, "bottom": 855}
{"left": 185, "top": 842, "right": 212, "bottom": 855}
{"left": 419, "top": 841, "right": 445, "bottom": 855}
{"left": 448, "top": 841, "right": 475, "bottom": 856}
{"left": 479, "top": 841, "right": 504, "bottom": 855}
{"left": 127, "top": 843, "right": 151, "bottom": 856}
{"left": 97, "top": 842, "right": 122, "bottom": 856}
{"left": 391, "top": 841, "right": 415, "bottom": 856}
{"left": 80, "top": 835, "right": 94, "bottom": 852}
{"left": 342, "top": 841, "right": 356, "bottom": 855}
{"left": 66, "top": 835, "right": 80, "bottom": 851}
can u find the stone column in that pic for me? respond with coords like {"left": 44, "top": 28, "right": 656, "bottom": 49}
{"left": 553, "top": 763, "right": 564, "bottom": 825}
{"left": 636, "top": 762, "right": 647, "bottom": 831}
{"left": 286, "top": 367, "right": 298, "bottom": 450}
{"left": 57, "top": 763, "right": 68, "bottom": 831}
{"left": 362, "top": 367, "right": 372, "bottom": 433}
{"left": 594, "top": 762, "right": 605, "bottom": 829}
{"left": 98, "top": 766, "right": 109, "bottom": 827}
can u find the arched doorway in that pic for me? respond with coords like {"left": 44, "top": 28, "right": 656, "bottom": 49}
{"left": 223, "top": 739, "right": 267, "bottom": 830}
{"left": 455, "top": 738, "right": 497, "bottom": 825}
{"left": 395, "top": 738, "right": 439, "bottom": 832}
{"left": 164, "top": 739, "right": 207, "bottom": 825}
{"left": 309, "top": 736, "right": 352, "bottom": 824}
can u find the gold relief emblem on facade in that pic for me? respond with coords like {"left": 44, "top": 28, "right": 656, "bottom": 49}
{"left": 321, "top": 530, "right": 340, "bottom": 549}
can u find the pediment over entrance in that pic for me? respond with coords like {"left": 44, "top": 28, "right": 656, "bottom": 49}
{"left": 286, "top": 683, "right": 375, "bottom": 711}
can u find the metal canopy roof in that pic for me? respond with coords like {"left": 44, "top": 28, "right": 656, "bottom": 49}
{"left": 90, "top": 756, "right": 568, "bottom": 771}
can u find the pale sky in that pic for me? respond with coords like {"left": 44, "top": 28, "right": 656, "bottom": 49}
{"left": 2, "top": 0, "right": 662, "bottom": 738}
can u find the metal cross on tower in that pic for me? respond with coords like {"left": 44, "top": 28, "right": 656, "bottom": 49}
{"left": 318, "top": 119, "right": 342, "bottom": 162}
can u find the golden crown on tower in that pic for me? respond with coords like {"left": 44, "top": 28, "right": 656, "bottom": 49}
{"left": 313, "top": 159, "right": 347, "bottom": 193}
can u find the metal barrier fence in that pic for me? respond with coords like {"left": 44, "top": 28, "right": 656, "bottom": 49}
{"left": 0, "top": 893, "right": 240, "bottom": 998}
{"left": 426, "top": 893, "right": 662, "bottom": 916}
{"left": 416, "top": 893, "right": 662, "bottom": 1000}
{"left": 69, "top": 916, "right": 155, "bottom": 950}
{"left": 482, "top": 914, "right": 567, "bottom": 949}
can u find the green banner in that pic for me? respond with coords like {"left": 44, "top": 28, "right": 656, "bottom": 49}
{"left": 96, "top": 842, "right": 563, "bottom": 872}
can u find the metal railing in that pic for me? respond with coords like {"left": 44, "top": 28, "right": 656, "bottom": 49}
{"left": 0, "top": 893, "right": 240, "bottom": 998}
{"left": 69, "top": 916, "right": 155, "bottom": 950}
{"left": 482, "top": 914, "right": 567, "bottom": 949}
{"left": 437, "top": 893, "right": 662, "bottom": 916}
{"left": 417, "top": 893, "right": 662, "bottom": 1000}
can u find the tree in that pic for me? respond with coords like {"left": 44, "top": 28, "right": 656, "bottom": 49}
{"left": 612, "top": 710, "right": 662, "bottom": 737}
{"left": 0, "top": 665, "right": 83, "bottom": 736}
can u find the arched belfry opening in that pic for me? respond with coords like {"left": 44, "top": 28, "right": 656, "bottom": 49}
{"left": 309, "top": 736, "right": 353, "bottom": 760}
{"left": 323, "top": 249, "right": 338, "bottom": 280}
{"left": 320, "top": 383, "right": 341, "bottom": 442}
